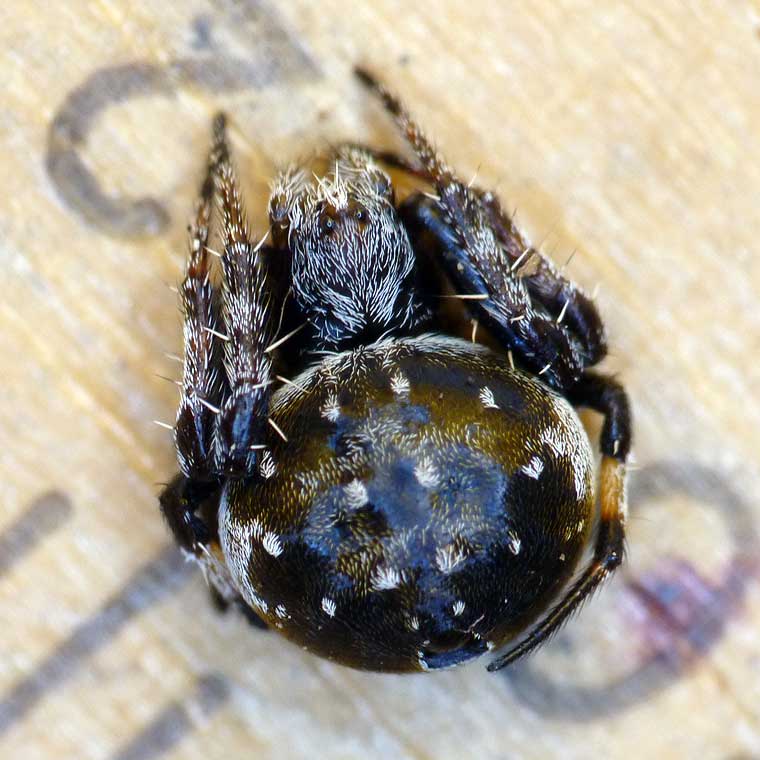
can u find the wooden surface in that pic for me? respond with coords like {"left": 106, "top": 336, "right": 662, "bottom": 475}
{"left": 2, "top": 2, "right": 760, "bottom": 758}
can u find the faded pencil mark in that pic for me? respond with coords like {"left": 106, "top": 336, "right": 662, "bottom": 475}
{"left": 204, "top": 0, "right": 316, "bottom": 75}
{"left": 0, "top": 547, "right": 192, "bottom": 735}
{"left": 0, "top": 491, "right": 73, "bottom": 577}
{"left": 47, "top": 59, "right": 278, "bottom": 239}
{"left": 502, "top": 459, "right": 759, "bottom": 720}
{"left": 46, "top": 0, "right": 318, "bottom": 238}
{"left": 109, "top": 674, "right": 230, "bottom": 760}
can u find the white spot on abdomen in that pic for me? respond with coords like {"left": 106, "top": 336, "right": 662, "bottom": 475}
{"left": 541, "top": 428, "right": 566, "bottom": 457}
{"left": 521, "top": 456, "right": 544, "bottom": 479}
{"left": 479, "top": 386, "right": 498, "bottom": 409}
{"left": 262, "top": 531, "right": 283, "bottom": 557}
{"left": 435, "top": 544, "right": 465, "bottom": 574}
{"left": 321, "top": 392, "right": 340, "bottom": 422}
{"left": 414, "top": 457, "right": 439, "bottom": 488}
{"left": 574, "top": 469, "right": 588, "bottom": 500}
{"left": 390, "top": 371, "right": 410, "bottom": 397}
{"left": 372, "top": 564, "right": 402, "bottom": 591}
{"left": 259, "top": 450, "right": 276, "bottom": 479}
{"left": 344, "top": 479, "right": 369, "bottom": 508}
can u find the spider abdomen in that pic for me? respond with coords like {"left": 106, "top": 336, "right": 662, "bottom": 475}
{"left": 219, "top": 335, "right": 595, "bottom": 672}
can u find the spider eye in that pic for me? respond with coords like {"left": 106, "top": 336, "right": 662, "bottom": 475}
{"left": 355, "top": 208, "right": 365, "bottom": 222}
{"left": 320, "top": 214, "right": 335, "bottom": 235}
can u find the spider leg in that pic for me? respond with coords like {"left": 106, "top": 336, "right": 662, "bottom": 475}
{"left": 476, "top": 190, "right": 607, "bottom": 366}
{"left": 356, "top": 67, "right": 595, "bottom": 391}
{"left": 354, "top": 67, "right": 453, "bottom": 183}
{"left": 487, "top": 372, "right": 631, "bottom": 671}
{"left": 161, "top": 115, "right": 277, "bottom": 558}
{"left": 209, "top": 584, "right": 269, "bottom": 630}
{"left": 160, "top": 123, "right": 229, "bottom": 555}
{"left": 173, "top": 132, "right": 226, "bottom": 482}
{"left": 402, "top": 188, "right": 590, "bottom": 390}
{"left": 212, "top": 115, "right": 277, "bottom": 477}
{"left": 159, "top": 473, "right": 216, "bottom": 554}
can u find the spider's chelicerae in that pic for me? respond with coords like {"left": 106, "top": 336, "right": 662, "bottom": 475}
{"left": 159, "top": 68, "right": 631, "bottom": 673}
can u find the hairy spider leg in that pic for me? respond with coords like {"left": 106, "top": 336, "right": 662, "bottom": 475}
{"left": 212, "top": 115, "right": 277, "bottom": 477}
{"left": 354, "top": 66, "right": 453, "bottom": 182}
{"left": 160, "top": 119, "right": 230, "bottom": 555}
{"left": 475, "top": 190, "right": 607, "bottom": 368}
{"left": 488, "top": 372, "right": 631, "bottom": 670}
{"left": 161, "top": 115, "right": 278, "bottom": 557}
{"left": 173, "top": 121, "right": 226, "bottom": 482}
{"left": 355, "top": 67, "right": 594, "bottom": 392}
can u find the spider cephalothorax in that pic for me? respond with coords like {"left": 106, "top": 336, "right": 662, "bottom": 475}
{"left": 269, "top": 147, "right": 429, "bottom": 348}
{"left": 159, "top": 68, "right": 631, "bottom": 673}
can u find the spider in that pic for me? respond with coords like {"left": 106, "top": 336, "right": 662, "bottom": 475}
{"left": 159, "top": 68, "right": 631, "bottom": 673}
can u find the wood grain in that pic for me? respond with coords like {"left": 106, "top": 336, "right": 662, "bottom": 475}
{"left": 2, "top": 2, "right": 759, "bottom": 758}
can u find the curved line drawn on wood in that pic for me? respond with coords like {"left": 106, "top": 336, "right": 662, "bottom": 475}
{"left": 501, "top": 459, "right": 758, "bottom": 720}
{"left": 45, "top": 1, "right": 318, "bottom": 239}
